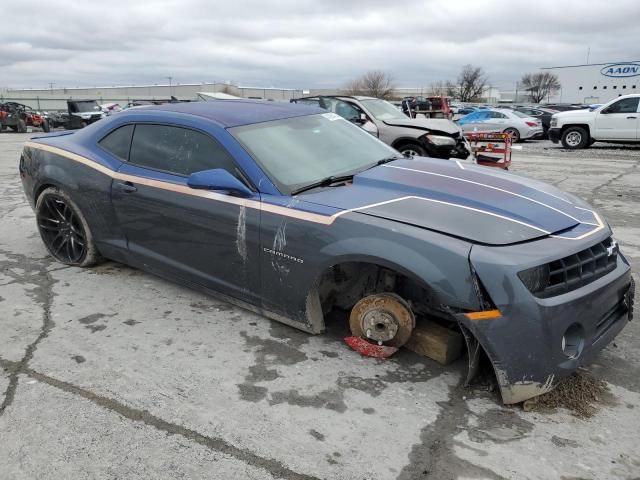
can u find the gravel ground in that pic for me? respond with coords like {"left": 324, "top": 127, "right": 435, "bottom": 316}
{"left": 0, "top": 132, "right": 639, "bottom": 480}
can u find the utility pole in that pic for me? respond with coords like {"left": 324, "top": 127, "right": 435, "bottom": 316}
{"left": 49, "top": 82, "right": 54, "bottom": 91}
{"left": 586, "top": 47, "right": 591, "bottom": 64}
{"left": 166, "top": 76, "right": 173, "bottom": 97}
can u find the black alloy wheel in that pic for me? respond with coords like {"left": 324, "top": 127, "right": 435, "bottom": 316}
{"left": 37, "top": 193, "right": 87, "bottom": 264}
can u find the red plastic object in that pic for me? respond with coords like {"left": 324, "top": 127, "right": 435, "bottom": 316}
{"left": 344, "top": 336, "right": 399, "bottom": 359}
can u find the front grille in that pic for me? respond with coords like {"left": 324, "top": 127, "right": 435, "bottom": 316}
{"left": 519, "top": 237, "right": 618, "bottom": 298}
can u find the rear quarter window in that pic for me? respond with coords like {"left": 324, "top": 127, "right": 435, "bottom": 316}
{"left": 98, "top": 124, "right": 134, "bottom": 160}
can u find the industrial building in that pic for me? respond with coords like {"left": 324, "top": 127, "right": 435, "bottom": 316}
{"left": 542, "top": 61, "right": 640, "bottom": 104}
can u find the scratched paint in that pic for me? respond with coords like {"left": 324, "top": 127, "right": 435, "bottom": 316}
{"left": 272, "top": 219, "right": 290, "bottom": 278}
{"left": 236, "top": 206, "right": 247, "bottom": 262}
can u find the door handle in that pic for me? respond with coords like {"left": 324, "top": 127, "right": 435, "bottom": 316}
{"left": 114, "top": 181, "right": 137, "bottom": 193}
{"left": 627, "top": 116, "right": 637, "bottom": 119}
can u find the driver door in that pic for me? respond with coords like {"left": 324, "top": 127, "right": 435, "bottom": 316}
{"left": 107, "top": 123, "right": 261, "bottom": 301}
{"left": 594, "top": 97, "right": 640, "bottom": 140}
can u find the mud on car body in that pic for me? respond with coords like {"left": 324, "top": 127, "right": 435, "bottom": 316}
{"left": 290, "top": 95, "right": 471, "bottom": 160}
{"left": 19, "top": 100, "right": 634, "bottom": 404}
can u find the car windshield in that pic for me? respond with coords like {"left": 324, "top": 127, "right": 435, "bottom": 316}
{"left": 359, "top": 99, "right": 407, "bottom": 121}
{"left": 230, "top": 113, "right": 397, "bottom": 195}
{"left": 71, "top": 101, "right": 100, "bottom": 113}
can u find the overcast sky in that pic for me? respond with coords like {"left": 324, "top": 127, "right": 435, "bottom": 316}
{"left": 1, "top": 0, "right": 639, "bottom": 90}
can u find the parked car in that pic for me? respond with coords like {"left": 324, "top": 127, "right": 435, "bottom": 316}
{"left": 457, "top": 108, "right": 543, "bottom": 142}
{"left": 549, "top": 94, "right": 640, "bottom": 149}
{"left": 0, "top": 102, "right": 50, "bottom": 133}
{"left": 514, "top": 106, "right": 559, "bottom": 137}
{"left": 544, "top": 104, "right": 589, "bottom": 112}
{"left": 291, "top": 95, "right": 470, "bottom": 159}
{"left": 65, "top": 100, "right": 105, "bottom": 128}
{"left": 457, "top": 106, "right": 477, "bottom": 116}
{"left": 47, "top": 111, "right": 70, "bottom": 129}
{"left": 20, "top": 100, "right": 634, "bottom": 404}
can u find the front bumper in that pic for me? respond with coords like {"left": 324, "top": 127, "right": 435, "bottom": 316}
{"left": 548, "top": 128, "right": 562, "bottom": 143}
{"left": 463, "top": 232, "right": 633, "bottom": 404}
{"left": 422, "top": 139, "right": 470, "bottom": 160}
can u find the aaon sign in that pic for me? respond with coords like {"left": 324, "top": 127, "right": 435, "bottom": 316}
{"left": 600, "top": 63, "right": 640, "bottom": 78}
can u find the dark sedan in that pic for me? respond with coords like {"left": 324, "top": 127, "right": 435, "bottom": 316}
{"left": 514, "top": 106, "right": 559, "bottom": 137}
{"left": 19, "top": 100, "right": 634, "bottom": 404}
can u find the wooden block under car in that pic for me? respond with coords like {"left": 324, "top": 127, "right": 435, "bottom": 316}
{"left": 404, "top": 320, "right": 464, "bottom": 365}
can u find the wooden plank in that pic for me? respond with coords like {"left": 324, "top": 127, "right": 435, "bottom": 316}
{"left": 404, "top": 320, "right": 464, "bottom": 365}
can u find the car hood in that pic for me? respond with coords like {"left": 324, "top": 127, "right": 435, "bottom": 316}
{"left": 554, "top": 109, "right": 592, "bottom": 119}
{"left": 299, "top": 157, "right": 600, "bottom": 245}
{"left": 382, "top": 117, "right": 461, "bottom": 135}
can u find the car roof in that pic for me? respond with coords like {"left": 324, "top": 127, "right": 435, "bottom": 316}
{"left": 132, "top": 100, "right": 324, "bottom": 128}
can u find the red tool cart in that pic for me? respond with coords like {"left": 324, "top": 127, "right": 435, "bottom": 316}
{"left": 463, "top": 132, "right": 512, "bottom": 170}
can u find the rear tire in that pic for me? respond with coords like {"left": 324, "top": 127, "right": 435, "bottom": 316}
{"left": 397, "top": 142, "right": 427, "bottom": 157}
{"left": 35, "top": 187, "right": 101, "bottom": 267}
{"left": 17, "top": 119, "right": 27, "bottom": 133}
{"left": 42, "top": 119, "right": 51, "bottom": 133}
{"left": 503, "top": 127, "right": 521, "bottom": 143}
{"left": 561, "top": 127, "right": 589, "bottom": 149}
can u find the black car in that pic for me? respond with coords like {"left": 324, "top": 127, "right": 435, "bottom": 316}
{"left": 514, "top": 107, "right": 559, "bottom": 136}
{"left": 544, "top": 104, "right": 588, "bottom": 112}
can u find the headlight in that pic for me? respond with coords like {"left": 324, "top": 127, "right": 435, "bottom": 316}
{"left": 423, "top": 134, "right": 456, "bottom": 146}
{"left": 550, "top": 117, "right": 557, "bottom": 127}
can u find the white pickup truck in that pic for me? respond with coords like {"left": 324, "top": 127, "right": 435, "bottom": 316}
{"left": 548, "top": 94, "right": 640, "bottom": 149}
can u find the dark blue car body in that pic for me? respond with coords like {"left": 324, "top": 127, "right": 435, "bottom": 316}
{"left": 19, "top": 100, "right": 634, "bottom": 404}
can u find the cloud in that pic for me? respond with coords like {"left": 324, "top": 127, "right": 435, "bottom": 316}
{"left": 1, "top": 0, "right": 639, "bottom": 89}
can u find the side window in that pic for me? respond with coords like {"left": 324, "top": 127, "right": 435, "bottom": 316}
{"left": 605, "top": 98, "right": 639, "bottom": 114}
{"left": 477, "top": 111, "right": 491, "bottom": 120}
{"left": 98, "top": 124, "right": 134, "bottom": 160}
{"left": 334, "top": 101, "right": 361, "bottom": 122}
{"left": 129, "top": 124, "right": 239, "bottom": 177}
{"left": 490, "top": 111, "right": 507, "bottom": 119}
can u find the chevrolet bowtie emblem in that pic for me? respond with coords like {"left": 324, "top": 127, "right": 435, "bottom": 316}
{"left": 607, "top": 240, "right": 618, "bottom": 257}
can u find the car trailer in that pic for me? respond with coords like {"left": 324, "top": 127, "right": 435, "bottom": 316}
{"left": 464, "top": 132, "right": 512, "bottom": 170}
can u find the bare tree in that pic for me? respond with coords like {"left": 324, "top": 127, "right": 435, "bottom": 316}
{"left": 344, "top": 70, "right": 395, "bottom": 99}
{"left": 428, "top": 81, "right": 448, "bottom": 96}
{"left": 454, "top": 65, "right": 487, "bottom": 102}
{"left": 520, "top": 72, "right": 561, "bottom": 103}
{"left": 343, "top": 78, "right": 365, "bottom": 96}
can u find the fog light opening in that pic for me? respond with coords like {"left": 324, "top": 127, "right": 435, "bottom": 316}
{"left": 562, "top": 324, "right": 585, "bottom": 359}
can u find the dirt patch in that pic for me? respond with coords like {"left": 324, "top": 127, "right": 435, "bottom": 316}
{"left": 523, "top": 370, "right": 611, "bottom": 418}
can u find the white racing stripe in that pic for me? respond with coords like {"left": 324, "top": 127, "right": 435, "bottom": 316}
{"left": 346, "top": 195, "right": 551, "bottom": 234}
{"left": 384, "top": 164, "right": 582, "bottom": 222}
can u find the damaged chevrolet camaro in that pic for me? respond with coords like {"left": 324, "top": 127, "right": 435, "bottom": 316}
{"left": 19, "top": 100, "right": 635, "bottom": 404}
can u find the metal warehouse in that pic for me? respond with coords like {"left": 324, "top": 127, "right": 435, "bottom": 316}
{"left": 543, "top": 61, "right": 640, "bottom": 104}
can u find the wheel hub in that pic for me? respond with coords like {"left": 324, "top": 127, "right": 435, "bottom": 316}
{"left": 566, "top": 132, "right": 581, "bottom": 146}
{"left": 361, "top": 309, "right": 399, "bottom": 342}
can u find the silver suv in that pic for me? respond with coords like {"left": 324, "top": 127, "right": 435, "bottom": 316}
{"left": 291, "top": 96, "right": 470, "bottom": 159}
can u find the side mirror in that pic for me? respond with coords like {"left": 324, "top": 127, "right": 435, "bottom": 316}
{"left": 187, "top": 169, "right": 252, "bottom": 197}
